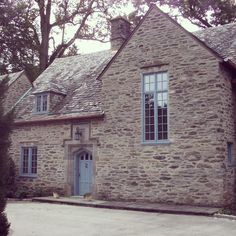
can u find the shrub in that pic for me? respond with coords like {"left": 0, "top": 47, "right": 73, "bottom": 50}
{"left": 6, "top": 157, "right": 17, "bottom": 198}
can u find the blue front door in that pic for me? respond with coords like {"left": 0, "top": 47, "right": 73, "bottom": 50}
{"left": 75, "top": 152, "right": 93, "bottom": 195}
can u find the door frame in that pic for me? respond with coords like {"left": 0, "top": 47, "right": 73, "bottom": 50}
{"left": 74, "top": 149, "right": 93, "bottom": 196}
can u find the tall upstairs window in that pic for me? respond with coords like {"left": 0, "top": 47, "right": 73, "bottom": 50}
{"left": 142, "top": 72, "right": 169, "bottom": 143}
{"left": 36, "top": 93, "right": 48, "bottom": 113}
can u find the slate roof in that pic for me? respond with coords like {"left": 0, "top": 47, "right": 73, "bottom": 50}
{"left": 193, "top": 22, "right": 236, "bottom": 64}
{"left": 15, "top": 50, "right": 116, "bottom": 123}
{"left": 0, "top": 70, "right": 25, "bottom": 86}
{"left": 14, "top": 19, "right": 236, "bottom": 123}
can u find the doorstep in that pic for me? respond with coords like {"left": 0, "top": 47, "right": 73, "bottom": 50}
{"left": 32, "top": 196, "right": 220, "bottom": 216}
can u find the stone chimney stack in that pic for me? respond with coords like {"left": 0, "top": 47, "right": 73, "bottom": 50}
{"left": 110, "top": 17, "right": 131, "bottom": 50}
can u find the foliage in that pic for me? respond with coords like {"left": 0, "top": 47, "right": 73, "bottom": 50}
{"left": 6, "top": 157, "right": 17, "bottom": 198}
{"left": 132, "top": 0, "right": 236, "bottom": 28}
{"left": 0, "top": 0, "right": 40, "bottom": 78}
{"left": 0, "top": 212, "right": 10, "bottom": 236}
{"left": 0, "top": 0, "right": 135, "bottom": 76}
{"left": 2, "top": 0, "right": 235, "bottom": 77}
{"left": 0, "top": 77, "right": 14, "bottom": 236}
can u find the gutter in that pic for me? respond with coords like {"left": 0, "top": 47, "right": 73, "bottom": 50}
{"left": 14, "top": 113, "right": 104, "bottom": 126}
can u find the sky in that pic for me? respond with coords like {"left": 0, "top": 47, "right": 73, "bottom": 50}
{"left": 78, "top": 3, "right": 200, "bottom": 54}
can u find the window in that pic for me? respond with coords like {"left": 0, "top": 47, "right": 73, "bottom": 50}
{"left": 20, "top": 147, "right": 37, "bottom": 177}
{"left": 227, "top": 142, "right": 234, "bottom": 166}
{"left": 36, "top": 94, "right": 48, "bottom": 113}
{"left": 142, "top": 72, "right": 168, "bottom": 143}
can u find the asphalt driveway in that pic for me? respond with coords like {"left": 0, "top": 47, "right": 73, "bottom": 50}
{"left": 6, "top": 202, "right": 236, "bottom": 236}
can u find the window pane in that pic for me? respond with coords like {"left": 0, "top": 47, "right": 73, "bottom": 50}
{"left": 162, "top": 73, "right": 168, "bottom": 82}
{"left": 36, "top": 96, "right": 41, "bottom": 112}
{"left": 150, "top": 82, "right": 155, "bottom": 91}
{"left": 163, "top": 116, "right": 167, "bottom": 124}
{"left": 31, "top": 147, "right": 37, "bottom": 174}
{"left": 163, "top": 81, "right": 168, "bottom": 90}
{"left": 144, "top": 83, "right": 150, "bottom": 92}
{"left": 162, "top": 92, "right": 167, "bottom": 101}
{"left": 149, "top": 75, "right": 155, "bottom": 91}
{"left": 157, "top": 73, "right": 162, "bottom": 82}
{"left": 144, "top": 93, "right": 155, "bottom": 141}
{"left": 42, "top": 94, "right": 47, "bottom": 111}
{"left": 157, "top": 81, "right": 162, "bottom": 91}
{"left": 143, "top": 72, "right": 168, "bottom": 142}
{"left": 22, "top": 148, "right": 29, "bottom": 174}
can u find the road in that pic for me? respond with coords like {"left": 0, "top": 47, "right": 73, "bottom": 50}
{"left": 6, "top": 202, "right": 236, "bottom": 236}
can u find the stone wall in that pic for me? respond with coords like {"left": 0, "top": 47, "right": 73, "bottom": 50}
{"left": 10, "top": 122, "right": 71, "bottom": 196}
{"left": 49, "top": 92, "right": 65, "bottom": 112}
{"left": 218, "top": 66, "right": 236, "bottom": 204}
{"left": 10, "top": 120, "right": 98, "bottom": 197}
{"left": 4, "top": 73, "right": 31, "bottom": 112}
{"left": 91, "top": 7, "right": 235, "bottom": 206}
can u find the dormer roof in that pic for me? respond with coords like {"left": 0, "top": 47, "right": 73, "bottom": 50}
{"left": 15, "top": 50, "right": 116, "bottom": 123}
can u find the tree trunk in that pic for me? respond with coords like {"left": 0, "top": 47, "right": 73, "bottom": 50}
{"left": 38, "top": 0, "right": 51, "bottom": 72}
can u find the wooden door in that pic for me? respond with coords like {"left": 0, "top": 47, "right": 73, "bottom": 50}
{"left": 75, "top": 152, "right": 93, "bottom": 195}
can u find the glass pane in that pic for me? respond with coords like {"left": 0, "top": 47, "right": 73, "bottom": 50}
{"left": 163, "top": 108, "right": 167, "bottom": 115}
{"left": 157, "top": 82, "right": 162, "bottom": 91}
{"left": 162, "top": 92, "right": 167, "bottom": 101}
{"left": 144, "top": 93, "right": 155, "bottom": 141}
{"left": 149, "top": 75, "right": 155, "bottom": 83}
{"left": 163, "top": 81, "right": 168, "bottom": 90}
{"left": 157, "top": 73, "right": 162, "bottom": 82}
{"left": 144, "top": 83, "right": 150, "bottom": 92}
{"left": 143, "top": 72, "right": 168, "bottom": 142}
{"left": 158, "top": 132, "right": 163, "bottom": 140}
{"left": 149, "top": 82, "right": 155, "bottom": 91}
{"left": 162, "top": 73, "right": 168, "bottom": 82}
{"left": 144, "top": 75, "right": 150, "bottom": 84}
{"left": 145, "top": 133, "right": 150, "bottom": 141}
{"left": 36, "top": 96, "right": 41, "bottom": 112}
{"left": 22, "top": 148, "right": 29, "bottom": 174}
{"left": 42, "top": 94, "right": 47, "bottom": 111}
{"left": 31, "top": 147, "right": 37, "bottom": 174}
{"left": 158, "top": 100, "right": 163, "bottom": 107}
{"left": 163, "top": 116, "right": 167, "bottom": 123}
{"left": 150, "top": 133, "right": 155, "bottom": 140}
{"left": 163, "top": 132, "right": 168, "bottom": 140}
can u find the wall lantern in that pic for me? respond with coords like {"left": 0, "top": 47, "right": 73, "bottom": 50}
{"left": 75, "top": 127, "right": 82, "bottom": 140}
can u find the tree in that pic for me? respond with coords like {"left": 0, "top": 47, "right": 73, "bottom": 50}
{"left": 0, "top": 78, "right": 14, "bottom": 236}
{"left": 0, "top": 0, "right": 40, "bottom": 78}
{"left": 0, "top": 0, "right": 133, "bottom": 76}
{"left": 131, "top": 0, "right": 236, "bottom": 28}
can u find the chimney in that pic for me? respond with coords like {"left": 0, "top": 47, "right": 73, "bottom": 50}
{"left": 110, "top": 17, "right": 131, "bottom": 50}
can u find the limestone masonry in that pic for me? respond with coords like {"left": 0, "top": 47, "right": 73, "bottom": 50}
{"left": 5, "top": 5, "right": 236, "bottom": 206}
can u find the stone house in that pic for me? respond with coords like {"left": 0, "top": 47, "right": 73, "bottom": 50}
{"left": 8, "top": 5, "right": 236, "bottom": 206}
{"left": 0, "top": 70, "right": 32, "bottom": 112}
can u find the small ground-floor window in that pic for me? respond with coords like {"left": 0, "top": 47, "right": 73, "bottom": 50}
{"left": 20, "top": 147, "right": 37, "bottom": 177}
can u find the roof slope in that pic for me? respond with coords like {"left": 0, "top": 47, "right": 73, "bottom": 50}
{"left": 194, "top": 22, "right": 236, "bottom": 63}
{"left": 14, "top": 8, "right": 236, "bottom": 124}
{"left": 15, "top": 50, "right": 116, "bottom": 122}
{"left": 0, "top": 70, "right": 24, "bottom": 86}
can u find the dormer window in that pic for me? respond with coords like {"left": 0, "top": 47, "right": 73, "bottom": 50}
{"left": 35, "top": 93, "right": 48, "bottom": 113}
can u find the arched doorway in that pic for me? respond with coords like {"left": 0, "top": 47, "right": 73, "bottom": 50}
{"left": 74, "top": 151, "right": 93, "bottom": 195}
